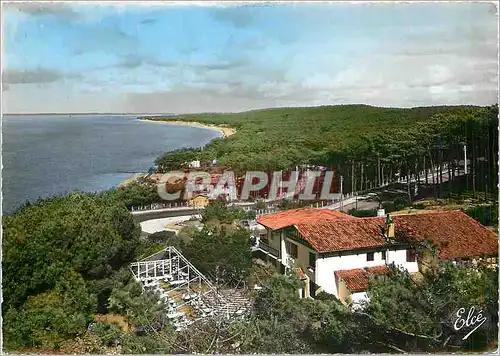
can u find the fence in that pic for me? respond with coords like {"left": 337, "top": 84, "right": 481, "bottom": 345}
{"left": 255, "top": 207, "right": 279, "bottom": 216}
{"left": 130, "top": 201, "right": 190, "bottom": 211}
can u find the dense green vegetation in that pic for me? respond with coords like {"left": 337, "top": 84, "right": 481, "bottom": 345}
{"left": 348, "top": 208, "right": 378, "bottom": 217}
{"left": 181, "top": 226, "right": 253, "bottom": 286}
{"left": 2, "top": 193, "right": 143, "bottom": 349}
{"left": 3, "top": 192, "right": 498, "bottom": 353}
{"left": 200, "top": 198, "right": 256, "bottom": 223}
{"left": 3, "top": 104, "right": 499, "bottom": 353}
{"left": 154, "top": 104, "right": 498, "bottom": 202}
{"left": 382, "top": 196, "right": 411, "bottom": 213}
{"left": 102, "top": 182, "right": 162, "bottom": 209}
{"left": 464, "top": 204, "right": 498, "bottom": 228}
{"left": 363, "top": 262, "right": 498, "bottom": 351}
{"left": 179, "top": 199, "right": 254, "bottom": 286}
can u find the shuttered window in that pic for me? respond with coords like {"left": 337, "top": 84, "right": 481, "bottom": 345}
{"left": 406, "top": 249, "right": 416, "bottom": 262}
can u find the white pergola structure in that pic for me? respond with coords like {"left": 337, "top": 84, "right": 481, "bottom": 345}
{"left": 129, "top": 246, "right": 250, "bottom": 330}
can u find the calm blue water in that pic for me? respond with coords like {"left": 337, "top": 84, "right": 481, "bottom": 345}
{"left": 1, "top": 115, "right": 221, "bottom": 214}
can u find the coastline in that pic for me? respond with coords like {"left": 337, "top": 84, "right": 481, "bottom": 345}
{"left": 117, "top": 173, "right": 146, "bottom": 188}
{"left": 140, "top": 118, "right": 236, "bottom": 138}
{"left": 119, "top": 118, "right": 236, "bottom": 188}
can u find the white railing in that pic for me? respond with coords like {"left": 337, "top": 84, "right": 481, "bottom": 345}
{"left": 255, "top": 207, "right": 279, "bottom": 216}
{"left": 131, "top": 201, "right": 191, "bottom": 211}
{"left": 256, "top": 242, "right": 280, "bottom": 258}
{"left": 130, "top": 246, "right": 251, "bottom": 331}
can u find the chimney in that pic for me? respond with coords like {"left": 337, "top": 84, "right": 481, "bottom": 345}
{"left": 377, "top": 208, "right": 386, "bottom": 217}
{"left": 385, "top": 214, "right": 395, "bottom": 239}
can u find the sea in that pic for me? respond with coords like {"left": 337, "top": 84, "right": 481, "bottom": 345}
{"left": 1, "top": 114, "right": 221, "bottom": 214}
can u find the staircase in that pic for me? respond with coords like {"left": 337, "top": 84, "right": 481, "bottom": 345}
{"left": 130, "top": 246, "right": 252, "bottom": 331}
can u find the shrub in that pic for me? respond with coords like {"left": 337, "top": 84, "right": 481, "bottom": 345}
{"left": 348, "top": 209, "right": 378, "bottom": 217}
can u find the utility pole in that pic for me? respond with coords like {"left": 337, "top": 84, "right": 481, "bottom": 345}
{"left": 464, "top": 144, "right": 468, "bottom": 191}
{"left": 463, "top": 144, "right": 467, "bottom": 175}
{"left": 340, "top": 176, "right": 344, "bottom": 210}
{"left": 351, "top": 162, "right": 355, "bottom": 193}
{"left": 407, "top": 169, "right": 412, "bottom": 205}
{"left": 377, "top": 153, "right": 381, "bottom": 187}
{"left": 279, "top": 170, "right": 283, "bottom": 199}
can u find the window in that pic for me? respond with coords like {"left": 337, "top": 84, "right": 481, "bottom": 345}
{"left": 367, "top": 252, "right": 374, "bottom": 261}
{"left": 406, "top": 249, "right": 416, "bottom": 262}
{"left": 381, "top": 250, "right": 386, "bottom": 260}
{"left": 309, "top": 252, "right": 316, "bottom": 269}
{"left": 288, "top": 242, "right": 298, "bottom": 259}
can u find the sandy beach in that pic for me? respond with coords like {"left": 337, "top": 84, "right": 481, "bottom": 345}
{"left": 117, "top": 173, "right": 147, "bottom": 188}
{"left": 140, "top": 118, "right": 236, "bottom": 138}
{"left": 119, "top": 119, "right": 236, "bottom": 188}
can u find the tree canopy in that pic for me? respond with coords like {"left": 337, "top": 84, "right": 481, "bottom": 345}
{"left": 3, "top": 104, "right": 498, "bottom": 353}
{"left": 3, "top": 191, "right": 498, "bottom": 353}
{"left": 2, "top": 192, "right": 142, "bottom": 349}
{"left": 181, "top": 225, "right": 253, "bottom": 286}
{"left": 153, "top": 104, "right": 498, "bottom": 200}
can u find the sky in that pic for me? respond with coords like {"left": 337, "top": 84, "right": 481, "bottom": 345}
{"left": 2, "top": 1, "right": 498, "bottom": 114}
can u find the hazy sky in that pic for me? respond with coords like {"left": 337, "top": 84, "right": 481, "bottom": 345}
{"left": 2, "top": 2, "right": 498, "bottom": 114}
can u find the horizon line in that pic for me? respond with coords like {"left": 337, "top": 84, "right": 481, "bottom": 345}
{"left": 2, "top": 102, "right": 498, "bottom": 116}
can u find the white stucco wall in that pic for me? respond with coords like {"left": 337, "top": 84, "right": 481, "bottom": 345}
{"left": 280, "top": 231, "right": 288, "bottom": 264}
{"left": 386, "top": 249, "right": 419, "bottom": 273}
{"left": 316, "top": 247, "right": 418, "bottom": 296}
{"left": 351, "top": 292, "right": 368, "bottom": 308}
{"left": 316, "top": 251, "right": 388, "bottom": 295}
{"left": 266, "top": 229, "right": 419, "bottom": 298}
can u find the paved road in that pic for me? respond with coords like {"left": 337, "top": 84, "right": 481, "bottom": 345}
{"left": 134, "top": 164, "right": 463, "bottom": 220}
{"left": 325, "top": 164, "right": 461, "bottom": 211}
{"left": 140, "top": 215, "right": 201, "bottom": 234}
{"left": 337, "top": 197, "right": 379, "bottom": 212}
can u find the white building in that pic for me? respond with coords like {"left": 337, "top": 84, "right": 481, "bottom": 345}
{"left": 189, "top": 160, "right": 201, "bottom": 168}
{"left": 255, "top": 208, "right": 497, "bottom": 306}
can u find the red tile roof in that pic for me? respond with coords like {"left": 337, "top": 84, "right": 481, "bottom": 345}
{"left": 256, "top": 207, "right": 354, "bottom": 230}
{"left": 296, "top": 210, "right": 497, "bottom": 259}
{"left": 296, "top": 217, "right": 390, "bottom": 253}
{"left": 258, "top": 208, "right": 497, "bottom": 260}
{"left": 335, "top": 266, "right": 390, "bottom": 292}
{"left": 391, "top": 210, "right": 498, "bottom": 260}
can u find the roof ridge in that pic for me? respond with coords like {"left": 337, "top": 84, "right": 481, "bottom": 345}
{"left": 334, "top": 265, "right": 389, "bottom": 273}
{"left": 334, "top": 268, "right": 364, "bottom": 274}
{"left": 297, "top": 217, "right": 381, "bottom": 226}
{"left": 391, "top": 209, "right": 464, "bottom": 216}
{"left": 356, "top": 216, "right": 385, "bottom": 220}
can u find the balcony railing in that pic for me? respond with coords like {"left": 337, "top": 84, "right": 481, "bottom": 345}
{"left": 257, "top": 242, "right": 280, "bottom": 259}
